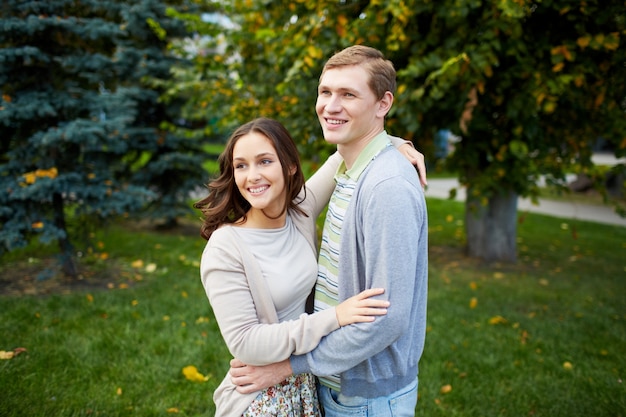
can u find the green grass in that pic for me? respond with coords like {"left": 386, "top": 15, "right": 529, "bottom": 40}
{"left": 1, "top": 200, "right": 625, "bottom": 416}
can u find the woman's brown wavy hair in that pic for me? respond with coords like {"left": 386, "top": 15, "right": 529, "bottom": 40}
{"left": 194, "top": 118, "right": 307, "bottom": 240}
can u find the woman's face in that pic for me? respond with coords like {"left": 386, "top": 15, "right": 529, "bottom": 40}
{"left": 232, "top": 132, "right": 289, "bottom": 219}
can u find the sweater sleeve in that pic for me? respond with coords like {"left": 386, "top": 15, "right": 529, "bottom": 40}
{"left": 201, "top": 233, "right": 340, "bottom": 367}
{"left": 389, "top": 135, "right": 414, "bottom": 149}
{"left": 302, "top": 152, "right": 342, "bottom": 219}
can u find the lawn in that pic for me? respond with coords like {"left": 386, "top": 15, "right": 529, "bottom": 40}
{"left": 0, "top": 198, "right": 624, "bottom": 416}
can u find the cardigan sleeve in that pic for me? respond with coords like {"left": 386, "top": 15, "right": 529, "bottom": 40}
{"left": 300, "top": 151, "right": 342, "bottom": 219}
{"left": 200, "top": 230, "right": 340, "bottom": 366}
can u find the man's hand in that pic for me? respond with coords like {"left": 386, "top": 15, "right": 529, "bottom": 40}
{"left": 398, "top": 143, "right": 428, "bottom": 187}
{"left": 229, "top": 358, "right": 293, "bottom": 394}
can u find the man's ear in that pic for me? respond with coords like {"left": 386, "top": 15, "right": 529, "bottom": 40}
{"left": 377, "top": 91, "right": 394, "bottom": 118}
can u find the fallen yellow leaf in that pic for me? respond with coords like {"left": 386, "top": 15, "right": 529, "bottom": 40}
{"left": 489, "top": 315, "right": 507, "bottom": 325}
{"left": 469, "top": 297, "right": 478, "bottom": 309}
{"left": 440, "top": 384, "right": 452, "bottom": 394}
{"left": 182, "top": 365, "right": 209, "bottom": 382}
{"left": 0, "top": 351, "right": 14, "bottom": 360}
{"left": 563, "top": 361, "right": 573, "bottom": 370}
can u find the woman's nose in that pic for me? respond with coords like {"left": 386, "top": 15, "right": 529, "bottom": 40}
{"left": 248, "top": 167, "right": 261, "bottom": 182}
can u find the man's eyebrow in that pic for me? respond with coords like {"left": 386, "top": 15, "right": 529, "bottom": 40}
{"left": 318, "top": 85, "right": 358, "bottom": 94}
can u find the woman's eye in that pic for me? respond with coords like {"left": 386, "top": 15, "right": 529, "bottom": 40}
{"left": 260, "top": 159, "right": 273, "bottom": 165}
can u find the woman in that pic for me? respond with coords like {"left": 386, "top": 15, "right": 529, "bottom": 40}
{"left": 195, "top": 118, "right": 420, "bottom": 416}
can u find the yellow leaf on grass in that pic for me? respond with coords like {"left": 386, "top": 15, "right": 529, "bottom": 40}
{"left": 0, "top": 351, "right": 14, "bottom": 360}
{"left": 489, "top": 315, "right": 507, "bottom": 325}
{"left": 440, "top": 384, "right": 452, "bottom": 394}
{"left": 183, "top": 365, "right": 209, "bottom": 382}
{"left": 563, "top": 361, "right": 573, "bottom": 370}
{"left": 131, "top": 259, "right": 144, "bottom": 268}
{"left": 469, "top": 297, "right": 478, "bottom": 309}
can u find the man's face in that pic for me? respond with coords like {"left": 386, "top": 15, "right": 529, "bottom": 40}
{"left": 316, "top": 65, "right": 389, "bottom": 150}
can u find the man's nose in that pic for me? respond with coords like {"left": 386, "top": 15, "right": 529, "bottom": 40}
{"left": 325, "top": 94, "right": 342, "bottom": 112}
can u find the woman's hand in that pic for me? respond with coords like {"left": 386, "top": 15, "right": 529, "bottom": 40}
{"left": 335, "top": 288, "right": 390, "bottom": 327}
{"left": 399, "top": 143, "right": 428, "bottom": 187}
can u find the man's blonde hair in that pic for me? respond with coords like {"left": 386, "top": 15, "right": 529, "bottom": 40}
{"left": 320, "top": 45, "right": 396, "bottom": 100}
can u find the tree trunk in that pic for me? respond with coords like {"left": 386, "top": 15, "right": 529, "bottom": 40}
{"left": 52, "top": 192, "right": 78, "bottom": 279}
{"left": 465, "top": 187, "right": 518, "bottom": 263}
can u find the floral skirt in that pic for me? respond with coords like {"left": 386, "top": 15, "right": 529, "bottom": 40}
{"left": 242, "top": 372, "right": 321, "bottom": 417}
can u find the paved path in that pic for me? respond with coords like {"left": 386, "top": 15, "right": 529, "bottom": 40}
{"left": 424, "top": 178, "right": 626, "bottom": 227}
{"left": 424, "top": 152, "right": 626, "bottom": 227}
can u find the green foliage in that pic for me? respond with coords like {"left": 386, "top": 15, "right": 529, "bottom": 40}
{"left": 178, "top": 0, "right": 625, "bottom": 261}
{"left": 0, "top": 0, "right": 208, "bottom": 273}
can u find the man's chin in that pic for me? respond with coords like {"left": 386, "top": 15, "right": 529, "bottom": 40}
{"left": 322, "top": 132, "right": 342, "bottom": 144}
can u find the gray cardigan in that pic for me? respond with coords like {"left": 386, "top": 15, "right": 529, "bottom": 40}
{"left": 290, "top": 144, "right": 429, "bottom": 398}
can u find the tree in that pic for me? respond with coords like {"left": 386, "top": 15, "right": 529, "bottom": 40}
{"left": 392, "top": 0, "right": 626, "bottom": 262}
{"left": 0, "top": 0, "right": 205, "bottom": 277}
{"left": 189, "top": 0, "right": 625, "bottom": 262}
{"left": 115, "top": 0, "right": 208, "bottom": 229}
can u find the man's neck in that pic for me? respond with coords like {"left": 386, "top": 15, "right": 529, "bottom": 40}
{"left": 338, "top": 130, "right": 384, "bottom": 170}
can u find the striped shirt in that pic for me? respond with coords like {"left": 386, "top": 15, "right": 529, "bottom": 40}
{"left": 314, "top": 132, "right": 392, "bottom": 391}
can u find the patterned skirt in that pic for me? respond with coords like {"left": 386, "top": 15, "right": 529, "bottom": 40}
{"left": 242, "top": 372, "right": 321, "bottom": 417}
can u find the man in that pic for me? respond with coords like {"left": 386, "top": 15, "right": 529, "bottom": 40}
{"left": 230, "top": 45, "right": 428, "bottom": 416}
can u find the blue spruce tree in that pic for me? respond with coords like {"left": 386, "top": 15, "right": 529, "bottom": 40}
{"left": 0, "top": 0, "right": 206, "bottom": 277}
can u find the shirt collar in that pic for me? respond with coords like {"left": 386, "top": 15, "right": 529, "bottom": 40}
{"left": 337, "top": 131, "right": 391, "bottom": 181}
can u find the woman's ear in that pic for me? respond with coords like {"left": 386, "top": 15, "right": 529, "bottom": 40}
{"left": 289, "top": 165, "right": 297, "bottom": 176}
